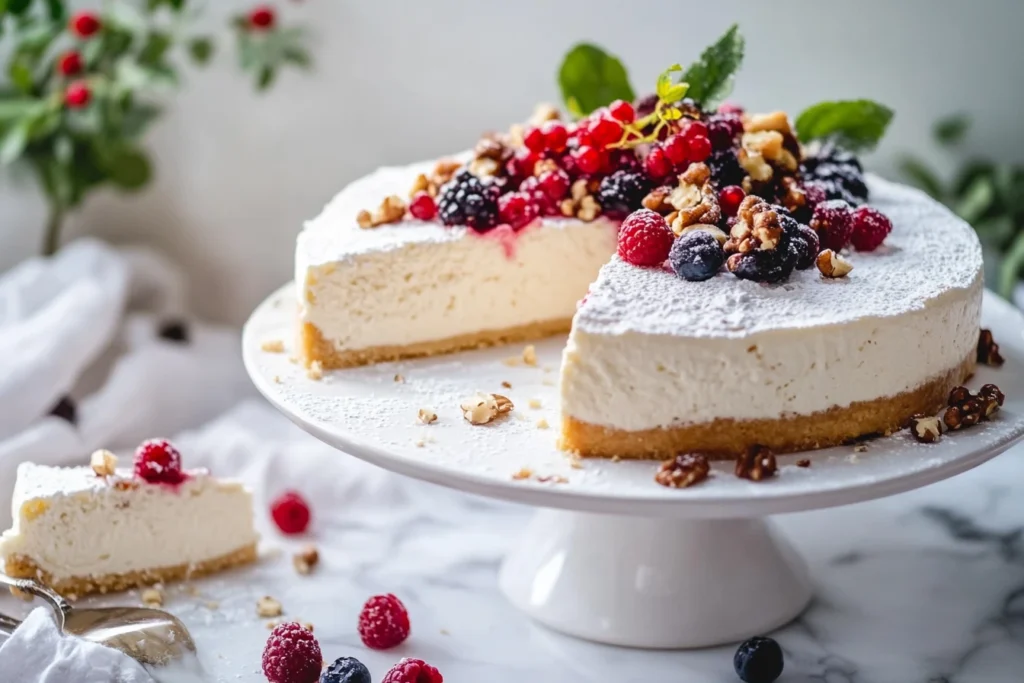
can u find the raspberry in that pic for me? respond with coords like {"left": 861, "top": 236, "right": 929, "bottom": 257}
{"left": 596, "top": 170, "right": 650, "bottom": 219}
{"left": 57, "top": 51, "right": 83, "bottom": 77}
{"left": 537, "top": 168, "right": 570, "bottom": 201}
{"left": 437, "top": 169, "right": 500, "bottom": 231}
{"left": 358, "top": 594, "right": 411, "bottom": 650}
{"left": 644, "top": 146, "right": 672, "bottom": 180}
{"left": 801, "top": 181, "right": 828, "bottom": 210}
{"left": 663, "top": 134, "right": 689, "bottom": 166}
{"left": 670, "top": 230, "right": 725, "bottom": 281}
{"left": 850, "top": 206, "right": 892, "bottom": 251}
{"left": 262, "top": 622, "right": 322, "bottom": 683}
{"left": 64, "top": 81, "right": 91, "bottom": 109}
{"left": 718, "top": 185, "right": 745, "bottom": 217}
{"left": 589, "top": 116, "right": 622, "bottom": 147}
{"left": 609, "top": 99, "right": 635, "bottom": 123}
{"left": 617, "top": 209, "right": 674, "bottom": 267}
{"left": 408, "top": 192, "right": 437, "bottom": 221}
{"left": 810, "top": 199, "right": 854, "bottom": 252}
{"left": 573, "top": 145, "right": 602, "bottom": 175}
{"left": 523, "top": 127, "right": 546, "bottom": 153}
{"left": 321, "top": 657, "right": 371, "bottom": 683}
{"left": 249, "top": 5, "right": 275, "bottom": 29}
{"left": 69, "top": 11, "right": 101, "bottom": 38}
{"left": 542, "top": 122, "right": 568, "bottom": 152}
{"left": 271, "top": 491, "right": 311, "bottom": 534}
{"left": 381, "top": 659, "right": 442, "bottom": 683}
{"left": 687, "top": 135, "right": 712, "bottom": 162}
{"left": 133, "top": 438, "right": 184, "bottom": 484}
{"left": 497, "top": 192, "right": 538, "bottom": 230}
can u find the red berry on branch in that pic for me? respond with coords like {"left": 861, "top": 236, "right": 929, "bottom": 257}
{"left": 718, "top": 185, "right": 746, "bottom": 217}
{"left": 538, "top": 168, "right": 570, "bottom": 201}
{"left": 681, "top": 120, "right": 709, "bottom": 143}
{"left": 64, "top": 81, "right": 91, "bottom": 109}
{"left": 590, "top": 116, "right": 623, "bottom": 147}
{"left": 663, "top": 134, "right": 689, "bottom": 166}
{"left": 574, "top": 145, "right": 603, "bottom": 175}
{"left": 523, "top": 126, "right": 546, "bottom": 153}
{"left": 69, "top": 12, "right": 101, "bottom": 38}
{"left": 409, "top": 192, "right": 437, "bottom": 221}
{"left": 608, "top": 99, "right": 635, "bottom": 123}
{"left": 249, "top": 5, "right": 276, "bottom": 29}
{"left": 644, "top": 146, "right": 671, "bottom": 179}
{"left": 57, "top": 51, "right": 83, "bottom": 77}
{"left": 542, "top": 121, "right": 568, "bottom": 152}
{"left": 687, "top": 135, "right": 712, "bottom": 162}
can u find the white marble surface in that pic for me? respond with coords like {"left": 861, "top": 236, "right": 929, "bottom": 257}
{"left": 4, "top": 400, "right": 1024, "bottom": 682}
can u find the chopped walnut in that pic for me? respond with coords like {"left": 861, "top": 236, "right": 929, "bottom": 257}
{"left": 417, "top": 408, "right": 438, "bottom": 424}
{"left": 735, "top": 445, "right": 778, "bottom": 481}
{"left": 528, "top": 102, "right": 561, "bottom": 126}
{"left": 501, "top": 381, "right": 512, "bottom": 389}
{"left": 560, "top": 178, "right": 603, "bottom": 221}
{"left": 394, "top": 373, "right": 405, "bottom": 383}
{"left": 468, "top": 157, "right": 500, "bottom": 178}
{"left": 432, "top": 158, "right": 461, "bottom": 186}
{"left": 90, "top": 449, "right": 118, "bottom": 477}
{"left": 533, "top": 158, "right": 558, "bottom": 176}
{"left": 409, "top": 173, "right": 433, "bottom": 198}
{"left": 777, "top": 176, "right": 807, "bottom": 214}
{"left": 141, "top": 587, "right": 164, "bottom": 607}
{"left": 677, "top": 223, "right": 728, "bottom": 245}
{"left": 977, "top": 329, "right": 1005, "bottom": 367}
{"left": 358, "top": 195, "right": 407, "bottom": 229}
{"left": 536, "top": 418, "right": 550, "bottom": 429}
{"left": 356, "top": 210, "right": 374, "bottom": 229}
{"left": 474, "top": 135, "right": 508, "bottom": 162}
{"left": 293, "top": 545, "right": 319, "bottom": 575}
{"left": 460, "top": 392, "right": 514, "bottom": 425}
{"left": 679, "top": 161, "right": 711, "bottom": 186}
{"left": 908, "top": 414, "right": 943, "bottom": 443}
{"left": 528, "top": 398, "right": 542, "bottom": 409}
{"left": 655, "top": 453, "right": 711, "bottom": 488}
{"left": 257, "top": 596, "right": 283, "bottom": 618}
{"left": 744, "top": 111, "right": 793, "bottom": 136}
{"left": 511, "top": 467, "right": 534, "bottom": 480}
{"left": 816, "top": 249, "right": 853, "bottom": 278}
{"left": 724, "top": 196, "right": 782, "bottom": 253}
{"left": 642, "top": 186, "right": 673, "bottom": 213}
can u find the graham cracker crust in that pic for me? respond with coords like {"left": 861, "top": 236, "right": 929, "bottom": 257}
{"left": 299, "top": 318, "right": 571, "bottom": 369}
{"left": 4, "top": 542, "right": 258, "bottom": 596}
{"left": 561, "top": 354, "right": 976, "bottom": 459}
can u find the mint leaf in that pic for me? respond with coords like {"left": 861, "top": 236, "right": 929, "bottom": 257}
{"left": 558, "top": 43, "right": 635, "bottom": 117}
{"left": 933, "top": 114, "right": 969, "bottom": 146}
{"left": 680, "top": 24, "right": 744, "bottom": 109}
{"left": 188, "top": 37, "right": 215, "bottom": 65}
{"left": 795, "top": 99, "right": 893, "bottom": 151}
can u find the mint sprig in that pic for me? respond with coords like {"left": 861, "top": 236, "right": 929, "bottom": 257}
{"left": 557, "top": 43, "right": 634, "bottom": 118}
{"left": 795, "top": 100, "right": 893, "bottom": 151}
{"left": 680, "top": 24, "right": 744, "bottom": 109}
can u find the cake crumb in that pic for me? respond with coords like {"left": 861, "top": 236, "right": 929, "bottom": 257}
{"left": 293, "top": 545, "right": 319, "bottom": 575}
{"left": 394, "top": 373, "right": 405, "bottom": 383}
{"left": 512, "top": 467, "right": 533, "bottom": 480}
{"left": 847, "top": 453, "right": 860, "bottom": 463}
{"left": 440, "top": 628, "right": 451, "bottom": 636}
{"left": 528, "top": 398, "right": 542, "bottom": 409}
{"left": 90, "top": 449, "right": 118, "bottom": 476}
{"left": 611, "top": 455, "right": 622, "bottom": 462}
{"left": 536, "top": 418, "right": 550, "bottom": 429}
{"left": 257, "top": 596, "right": 283, "bottom": 618}
{"left": 543, "top": 365, "right": 554, "bottom": 373}
{"left": 501, "top": 381, "right": 512, "bottom": 389}
{"left": 205, "top": 600, "right": 220, "bottom": 610}
{"left": 502, "top": 356, "right": 521, "bottom": 367}
{"left": 306, "top": 361, "right": 324, "bottom": 381}
{"left": 261, "top": 339, "right": 285, "bottom": 353}
{"left": 141, "top": 587, "right": 164, "bottom": 607}
{"left": 542, "top": 378, "right": 556, "bottom": 387}
{"left": 853, "top": 444, "right": 868, "bottom": 453}
{"left": 522, "top": 345, "right": 538, "bottom": 366}
{"left": 569, "top": 455, "right": 584, "bottom": 470}
{"left": 796, "top": 459, "right": 811, "bottom": 468}
{"left": 536, "top": 474, "right": 569, "bottom": 484}
{"left": 415, "top": 439, "right": 426, "bottom": 448}
{"left": 273, "top": 375, "right": 282, "bottom": 384}
{"left": 417, "top": 408, "right": 438, "bottom": 424}
{"left": 185, "top": 585, "right": 201, "bottom": 597}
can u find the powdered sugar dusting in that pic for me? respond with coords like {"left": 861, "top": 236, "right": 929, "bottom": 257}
{"left": 576, "top": 176, "right": 983, "bottom": 338}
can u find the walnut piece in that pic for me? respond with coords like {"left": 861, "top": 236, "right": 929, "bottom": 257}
{"left": 528, "top": 102, "right": 560, "bottom": 126}
{"left": 460, "top": 392, "right": 514, "bottom": 425}
{"left": 357, "top": 195, "right": 407, "bottom": 229}
{"left": 735, "top": 445, "right": 778, "bottom": 481}
{"left": 677, "top": 223, "right": 728, "bottom": 245}
{"left": 655, "top": 453, "right": 711, "bottom": 488}
{"left": 293, "top": 545, "right": 319, "bottom": 575}
{"left": 669, "top": 165, "right": 721, "bottom": 233}
{"left": 977, "top": 329, "right": 1005, "bottom": 367}
{"left": 560, "top": 178, "right": 603, "bottom": 221}
{"left": 724, "top": 196, "right": 782, "bottom": 253}
{"left": 257, "top": 596, "right": 283, "bottom": 618}
{"left": 816, "top": 249, "right": 853, "bottom": 278}
{"left": 744, "top": 110, "right": 793, "bottom": 136}
{"left": 908, "top": 414, "right": 942, "bottom": 443}
{"left": 642, "top": 187, "right": 673, "bottom": 213}
{"left": 417, "top": 408, "right": 438, "bottom": 424}
{"left": 90, "top": 449, "right": 118, "bottom": 477}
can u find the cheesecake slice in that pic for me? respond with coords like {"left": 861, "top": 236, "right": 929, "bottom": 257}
{"left": 0, "top": 460, "right": 258, "bottom": 595}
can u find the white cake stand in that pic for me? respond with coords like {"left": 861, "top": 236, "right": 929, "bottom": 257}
{"left": 243, "top": 286, "right": 1024, "bottom": 649}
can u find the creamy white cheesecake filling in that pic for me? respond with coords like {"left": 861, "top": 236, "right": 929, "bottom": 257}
{"left": 0, "top": 464, "right": 257, "bottom": 580}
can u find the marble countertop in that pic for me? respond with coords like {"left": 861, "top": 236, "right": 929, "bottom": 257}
{"left": 3, "top": 405, "right": 1024, "bottom": 682}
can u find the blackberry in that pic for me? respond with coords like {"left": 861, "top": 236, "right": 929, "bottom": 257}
{"left": 607, "top": 148, "right": 642, "bottom": 174}
{"left": 734, "top": 636, "right": 784, "bottom": 683}
{"left": 321, "top": 657, "right": 371, "bottom": 683}
{"left": 670, "top": 230, "right": 725, "bottom": 281}
{"left": 780, "top": 215, "right": 819, "bottom": 270}
{"left": 801, "top": 140, "right": 868, "bottom": 204}
{"left": 803, "top": 139, "right": 862, "bottom": 173}
{"left": 707, "top": 148, "right": 745, "bottom": 187}
{"left": 597, "top": 170, "right": 650, "bottom": 218}
{"left": 437, "top": 169, "right": 501, "bottom": 232}
{"left": 726, "top": 249, "right": 794, "bottom": 284}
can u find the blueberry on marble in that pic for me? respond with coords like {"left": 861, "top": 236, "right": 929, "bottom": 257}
{"left": 321, "top": 656, "right": 371, "bottom": 683}
{"left": 669, "top": 230, "right": 726, "bottom": 281}
{"left": 734, "top": 636, "right": 784, "bottom": 683}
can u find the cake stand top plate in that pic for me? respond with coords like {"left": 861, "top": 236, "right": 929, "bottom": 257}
{"left": 243, "top": 285, "right": 1024, "bottom": 519}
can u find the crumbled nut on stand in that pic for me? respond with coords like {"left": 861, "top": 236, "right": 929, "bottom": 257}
{"left": 460, "top": 392, "right": 514, "bottom": 425}
{"left": 655, "top": 453, "right": 711, "bottom": 488}
{"left": 417, "top": 408, "right": 438, "bottom": 424}
{"left": 795, "top": 459, "right": 811, "bottom": 468}
{"left": 90, "top": 449, "right": 118, "bottom": 476}
{"left": 816, "top": 249, "right": 853, "bottom": 278}
{"left": 560, "top": 178, "right": 602, "bottom": 222}
{"left": 977, "top": 328, "right": 1005, "bottom": 367}
{"left": 943, "top": 383, "right": 1003, "bottom": 432}
{"left": 257, "top": 595, "right": 283, "bottom": 618}
{"left": 293, "top": 545, "right": 320, "bottom": 576}
{"left": 141, "top": 587, "right": 164, "bottom": 607}
{"left": 735, "top": 445, "right": 778, "bottom": 481}
{"left": 907, "top": 414, "right": 943, "bottom": 443}
{"left": 724, "top": 196, "right": 782, "bottom": 254}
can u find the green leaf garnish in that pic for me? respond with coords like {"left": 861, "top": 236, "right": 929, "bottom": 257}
{"left": 999, "top": 230, "right": 1024, "bottom": 298}
{"left": 933, "top": 113, "right": 969, "bottom": 146}
{"left": 188, "top": 37, "right": 214, "bottom": 65}
{"left": 557, "top": 43, "right": 635, "bottom": 118}
{"left": 680, "top": 24, "right": 744, "bottom": 109}
{"left": 794, "top": 99, "right": 893, "bottom": 151}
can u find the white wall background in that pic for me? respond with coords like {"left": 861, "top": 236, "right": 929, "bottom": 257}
{"left": 2, "top": 0, "right": 1022, "bottom": 323}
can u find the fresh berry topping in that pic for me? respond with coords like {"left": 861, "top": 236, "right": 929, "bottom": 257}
{"left": 707, "top": 112, "right": 743, "bottom": 150}
{"left": 321, "top": 657, "right": 371, "bottom": 683}
{"left": 589, "top": 116, "right": 623, "bottom": 147}
{"left": 663, "top": 134, "right": 689, "bottom": 166}
{"left": 358, "top": 594, "right": 411, "bottom": 650}
{"left": 686, "top": 135, "right": 712, "bottom": 163}
{"left": 64, "top": 81, "right": 91, "bottom": 109}
{"left": 718, "top": 101, "right": 745, "bottom": 115}
{"left": 542, "top": 121, "right": 568, "bottom": 152}
{"left": 497, "top": 192, "right": 539, "bottom": 230}
{"left": 618, "top": 209, "right": 674, "bottom": 267}
{"left": 596, "top": 170, "right": 650, "bottom": 219}
{"left": 506, "top": 149, "right": 539, "bottom": 180}
{"left": 801, "top": 140, "right": 867, "bottom": 204}
{"left": 271, "top": 491, "right": 312, "bottom": 534}
{"left": 810, "top": 199, "right": 854, "bottom": 252}
{"left": 573, "top": 145, "right": 603, "bottom": 175}
{"left": 133, "top": 438, "right": 184, "bottom": 484}
{"left": 726, "top": 249, "right": 794, "bottom": 284}
{"left": 249, "top": 5, "right": 276, "bottom": 29}
{"left": 634, "top": 93, "right": 659, "bottom": 119}
{"left": 801, "top": 181, "right": 828, "bottom": 209}
{"left": 538, "top": 168, "right": 571, "bottom": 201}
{"left": 408, "top": 192, "right": 437, "bottom": 221}
{"left": 608, "top": 99, "right": 635, "bottom": 123}
{"left": 57, "top": 51, "right": 83, "bottom": 76}
{"left": 734, "top": 636, "right": 784, "bottom": 683}
{"left": 644, "top": 146, "right": 672, "bottom": 180}
{"left": 262, "top": 622, "right": 322, "bottom": 683}
{"left": 718, "top": 185, "right": 746, "bottom": 217}
{"left": 670, "top": 230, "right": 726, "bottom": 281}
{"left": 381, "top": 658, "right": 442, "bottom": 683}
{"left": 681, "top": 119, "right": 709, "bottom": 142}
{"left": 788, "top": 223, "right": 820, "bottom": 270}
{"left": 849, "top": 206, "right": 892, "bottom": 251}
{"left": 437, "top": 169, "right": 500, "bottom": 232}
{"left": 523, "top": 126, "right": 546, "bottom": 153}
{"left": 707, "top": 148, "right": 744, "bottom": 187}
{"left": 69, "top": 11, "right": 101, "bottom": 38}
{"left": 606, "top": 148, "right": 641, "bottom": 173}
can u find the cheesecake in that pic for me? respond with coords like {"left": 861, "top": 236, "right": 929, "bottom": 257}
{"left": 0, "top": 451, "right": 258, "bottom": 595}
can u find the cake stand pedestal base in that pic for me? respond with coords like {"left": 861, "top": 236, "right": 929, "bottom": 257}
{"left": 498, "top": 510, "right": 812, "bottom": 649}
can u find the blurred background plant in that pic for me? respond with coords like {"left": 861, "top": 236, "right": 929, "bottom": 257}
{"left": 0, "top": 0, "right": 310, "bottom": 255}
{"left": 900, "top": 115, "right": 1024, "bottom": 298}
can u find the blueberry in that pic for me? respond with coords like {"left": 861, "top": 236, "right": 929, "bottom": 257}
{"left": 321, "top": 656, "right": 371, "bottom": 683}
{"left": 734, "top": 636, "right": 784, "bottom": 683}
{"left": 670, "top": 230, "right": 726, "bottom": 281}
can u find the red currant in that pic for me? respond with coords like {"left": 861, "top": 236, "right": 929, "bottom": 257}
{"left": 718, "top": 185, "right": 746, "bottom": 217}
{"left": 608, "top": 99, "right": 635, "bottom": 123}
{"left": 574, "top": 145, "right": 603, "bottom": 175}
{"left": 56, "top": 51, "right": 83, "bottom": 77}
{"left": 543, "top": 121, "right": 568, "bottom": 152}
{"left": 538, "top": 168, "right": 570, "bottom": 201}
{"left": 249, "top": 5, "right": 275, "bottom": 29}
{"left": 506, "top": 149, "right": 539, "bottom": 179}
{"left": 644, "top": 146, "right": 672, "bottom": 179}
{"left": 498, "top": 192, "right": 539, "bottom": 230}
{"left": 69, "top": 12, "right": 101, "bottom": 38}
{"left": 270, "top": 491, "right": 311, "bottom": 534}
{"left": 682, "top": 120, "right": 709, "bottom": 143}
{"left": 719, "top": 101, "right": 745, "bottom": 115}
{"left": 687, "top": 135, "right": 712, "bottom": 162}
{"left": 409, "top": 192, "right": 437, "bottom": 221}
{"left": 663, "top": 134, "right": 690, "bottom": 166}
{"left": 589, "top": 116, "right": 623, "bottom": 147}
{"left": 523, "top": 126, "right": 547, "bottom": 153}
{"left": 64, "top": 81, "right": 91, "bottom": 108}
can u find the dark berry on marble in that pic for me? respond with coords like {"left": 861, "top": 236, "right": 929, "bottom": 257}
{"left": 158, "top": 319, "right": 190, "bottom": 343}
{"left": 48, "top": 395, "right": 77, "bottom": 425}
{"left": 321, "top": 657, "right": 372, "bottom": 683}
{"left": 734, "top": 636, "right": 784, "bottom": 683}
{"left": 670, "top": 230, "right": 726, "bottom": 281}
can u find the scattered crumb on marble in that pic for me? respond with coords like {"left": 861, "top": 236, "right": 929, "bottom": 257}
{"left": 440, "top": 628, "right": 450, "bottom": 636}
{"left": 394, "top": 373, "right": 405, "bottom": 383}
{"left": 261, "top": 339, "right": 285, "bottom": 353}
{"left": 501, "top": 381, "right": 512, "bottom": 389}
{"left": 205, "top": 600, "right": 220, "bottom": 610}
{"left": 306, "top": 361, "right": 324, "bottom": 381}
{"left": 536, "top": 418, "right": 550, "bottom": 429}
{"left": 528, "top": 398, "right": 542, "bottom": 409}
{"left": 257, "top": 595, "right": 283, "bottom": 618}
{"left": 512, "top": 467, "right": 533, "bottom": 480}
{"left": 522, "top": 344, "right": 537, "bottom": 366}
{"left": 536, "top": 474, "right": 569, "bottom": 484}
{"left": 854, "top": 444, "right": 868, "bottom": 453}
{"left": 293, "top": 545, "right": 319, "bottom": 575}
{"left": 273, "top": 375, "right": 282, "bottom": 384}
{"left": 142, "top": 587, "right": 164, "bottom": 607}
{"left": 611, "top": 455, "right": 622, "bottom": 462}
{"left": 796, "top": 459, "right": 811, "bottom": 468}
{"left": 185, "top": 585, "right": 201, "bottom": 597}
{"left": 502, "top": 356, "right": 521, "bottom": 367}
{"left": 417, "top": 408, "right": 438, "bottom": 424}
